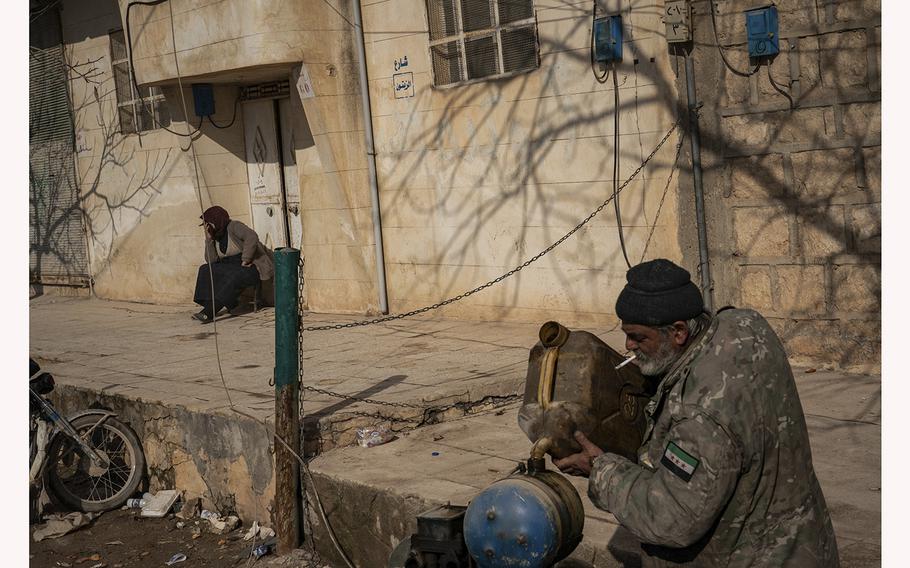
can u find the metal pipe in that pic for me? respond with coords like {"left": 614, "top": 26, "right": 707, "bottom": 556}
{"left": 684, "top": 51, "right": 714, "bottom": 312}
{"left": 352, "top": 0, "right": 390, "bottom": 314}
{"left": 530, "top": 437, "right": 554, "bottom": 460}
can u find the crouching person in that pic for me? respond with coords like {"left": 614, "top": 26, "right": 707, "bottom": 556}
{"left": 193, "top": 206, "right": 273, "bottom": 323}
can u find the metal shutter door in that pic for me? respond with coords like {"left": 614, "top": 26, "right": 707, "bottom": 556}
{"left": 29, "top": 42, "right": 90, "bottom": 286}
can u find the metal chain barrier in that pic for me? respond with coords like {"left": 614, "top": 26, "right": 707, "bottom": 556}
{"left": 302, "top": 119, "right": 681, "bottom": 332}
{"left": 298, "top": 255, "right": 305, "bottom": 388}
{"left": 639, "top": 127, "right": 686, "bottom": 264}
{"left": 300, "top": 384, "right": 427, "bottom": 409}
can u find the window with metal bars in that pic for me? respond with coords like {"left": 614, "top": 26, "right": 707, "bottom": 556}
{"left": 109, "top": 30, "right": 170, "bottom": 135}
{"left": 426, "top": 0, "right": 538, "bottom": 87}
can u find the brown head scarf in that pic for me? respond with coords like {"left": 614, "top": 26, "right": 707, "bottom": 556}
{"left": 200, "top": 206, "right": 231, "bottom": 237}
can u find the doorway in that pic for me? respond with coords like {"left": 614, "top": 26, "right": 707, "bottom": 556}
{"left": 242, "top": 95, "right": 303, "bottom": 250}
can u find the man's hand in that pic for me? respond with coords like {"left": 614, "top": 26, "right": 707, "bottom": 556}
{"left": 242, "top": 260, "right": 253, "bottom": 267}
{"left": 553, "top": 431, "right": 604, "bottom": 478}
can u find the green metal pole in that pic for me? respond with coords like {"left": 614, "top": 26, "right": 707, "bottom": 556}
{"left": 274, "top": 247, "right": 301, "bottom": 553}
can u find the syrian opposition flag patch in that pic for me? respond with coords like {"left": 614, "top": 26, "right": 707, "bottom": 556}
{"left": 661, "top": 441, "right": 699, "bottom": 482}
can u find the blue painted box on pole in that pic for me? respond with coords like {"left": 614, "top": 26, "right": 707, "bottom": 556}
{"left": 593, "top": 15, "right": 623, "bottom": 62}
{"left": 745, "top": 5, "right": 779, "bottom": 58}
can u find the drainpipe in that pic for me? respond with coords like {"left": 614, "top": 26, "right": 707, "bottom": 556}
{"left": 684, "top": 50, "right": 714, "bottom": 312}
{"left": 352, "top": 0, "right": 390, "bottom": 314}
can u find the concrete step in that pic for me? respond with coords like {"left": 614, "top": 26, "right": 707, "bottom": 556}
{"left": 305, "top": 405, "right": 644, "bottom": 568}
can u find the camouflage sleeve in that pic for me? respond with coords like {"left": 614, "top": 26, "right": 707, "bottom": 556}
{"left": 588, "top": 411, "right": 742, "bottom": 548}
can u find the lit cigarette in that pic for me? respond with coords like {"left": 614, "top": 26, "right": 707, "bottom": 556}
{"left": 614, "top": 354, "right": 637, "bottom": 370}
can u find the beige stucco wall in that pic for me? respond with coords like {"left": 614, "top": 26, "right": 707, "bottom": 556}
{"left": 63, "top": 0, "right": 253, "bottom": 304}
{"left": 56, "top": 0, "right": 879, "bottom": 370}
{"left": 363, "top": 0, "right": 685, "bottom": 326}
{"left": 116, "top": 0, "right": 316, "bottom": 86}
{"left": 82, "top": 0, "right": 688, "bottom": 322}
{"left": 63, "top": 0, "right": 381, "bottom": 311}
{"left": 119, "top": 0, "right": 383, "bottom": 313}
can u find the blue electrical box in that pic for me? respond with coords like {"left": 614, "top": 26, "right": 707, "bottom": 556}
{"left": 593, "top": 15, "right": 623, "bottom": 62}
{"left": 192, "top": 83, "right": 215, "bottom": 117}
{"left": 745, "top": 5, "right": 779, "bottom": 58}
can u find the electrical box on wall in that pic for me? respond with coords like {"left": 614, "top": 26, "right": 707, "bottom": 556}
{"left": 745, "top": 5, "right": 779, "bottom": 58}
{"left": 593, "top": 15, "right": 623, "bottom": 62}
{"left": 663, "top": 0, "right": 692, "bottom": 43}
{"left": 192, "top": 83, "right": 215, "bottom": 117}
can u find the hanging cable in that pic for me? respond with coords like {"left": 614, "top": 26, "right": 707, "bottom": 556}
{"left": 640, "top": 127, "right": 685, "bottom": 263}
{"left": 587, "top": 2, "right": 631, "bottom": 267}
{"left": 159, "top": 7, "right": 354, "bottom": 564}
{"left": 125, "top": 0, "right": 201, "bottom": 140}
{"left": 302, "top": 120, "right": 680, "bottom": 332}
{"left": 766, "top": 60, "right": 795, "bottom": 109}
{"left": 207, "top": 97, "right": 241, "bottom": 129}
{"left": 612, "top": 61, "right": 631, "bottom": 269}
{"left": 708, "top": 0, "right": 760, "bottom": 77}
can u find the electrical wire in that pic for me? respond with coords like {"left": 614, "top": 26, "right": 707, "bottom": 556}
{"left": 142, "top": 5, "right": 670, "bottom": 565}
{"left": 125, "top": 0, "right": 202, "bottom": 140}
{"left": 708, "top": 0, "right": 760, "bottom": 77}
{"left": 161, "top": 1, "right": 230, "bottom": 409}
{"left": 587, "top": 2, "right": 630, "bottom": 267}
{"left": 640, "top": 128, "right": 685, "bottom": 263}
{"left": 156, "top": 5, "right": 353, "bottom": 563}
{"left": 207, "top": 97, "right": 241, "bottom": 129}
{"left": 612, "top": 61, "right": 631, "bottom": 269}
{"left": 29, "top": 0, "right": 62, "bottom": 23}
{"left": 176, "top": 115, "right": 205, "bottom": 152}
{"left": 303, "top": 120, "right": 680, "bottom": 332}
{"left": 232, "top": 406, "right": 357, "bottom": 568}
{"left": 766, "top": 60, "right": 795, "bottom": 109}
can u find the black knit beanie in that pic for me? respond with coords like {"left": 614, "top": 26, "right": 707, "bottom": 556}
{"left": 615, "top": 259, "right": 704, "bottom": 326}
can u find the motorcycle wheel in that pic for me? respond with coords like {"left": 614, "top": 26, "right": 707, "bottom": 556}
{"left": 45, "top": 415, "right": 145, "bottom": 513}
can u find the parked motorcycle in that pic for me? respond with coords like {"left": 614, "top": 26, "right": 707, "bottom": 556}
{"left": 30, "top": 359, "right": 145, "bottom": 519}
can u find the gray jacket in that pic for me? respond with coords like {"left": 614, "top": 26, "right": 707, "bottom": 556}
{"left": 588, "top": 308, "right": 839, "bottom": 567}
{"left": 203, "top": 220, "right": 274, "bottom": 281}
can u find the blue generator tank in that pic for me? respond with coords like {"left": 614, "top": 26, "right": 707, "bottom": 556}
{"left": 463, "top": 459, "right": 585, "bottom": 567}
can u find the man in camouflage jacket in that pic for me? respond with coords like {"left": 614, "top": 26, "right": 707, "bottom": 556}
{"left": 555, "top": 259, "right": 839, "bottom": 567}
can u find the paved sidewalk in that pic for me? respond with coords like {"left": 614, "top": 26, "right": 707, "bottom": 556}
{"left": 29, "top": 296, "right": 881, "bottom": 567}
{"left": 31, "top": 296, "right": 598, "bottom": 425}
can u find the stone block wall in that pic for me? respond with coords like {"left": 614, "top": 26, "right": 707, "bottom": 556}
{"left": 684, "top": 0, "right": 880, "bottom": 370}
{"left": 51, "top": 385, "right": 276, "bottom": 525}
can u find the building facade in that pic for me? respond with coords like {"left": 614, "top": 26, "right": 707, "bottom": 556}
{"left": 29, "top": 0, "right": 880, "bottom": 370}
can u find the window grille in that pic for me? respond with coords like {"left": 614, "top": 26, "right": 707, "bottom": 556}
{"left": 426, "top": 0, "right": 538, "bottom": 87}
{"left": 109, "top": 30, "right": 170, "bottom": 135}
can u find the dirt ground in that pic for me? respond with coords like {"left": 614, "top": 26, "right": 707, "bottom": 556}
{"left": 30, "top": 509, "right": 327, "bottom": 568}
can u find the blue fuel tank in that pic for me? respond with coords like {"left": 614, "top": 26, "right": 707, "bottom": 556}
{"left": 463, "top": 461, "right": 584, "bottom": 567}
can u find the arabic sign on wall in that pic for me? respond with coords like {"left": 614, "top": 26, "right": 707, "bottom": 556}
{"left": 293, "top": 63, "right": 315, "bottom": 100}
{"left": 393, "top": 72, "right": 414, "bottom": 99}
{"left": 392, "top": 55, "right": 413, "bottom": 99}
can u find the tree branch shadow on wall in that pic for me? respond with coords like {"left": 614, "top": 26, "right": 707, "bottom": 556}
{"left": 375, "top": 0, "right": 879, "bottom": 370}
{"left": 32, "top": 22, "right": 247, "bottom": 294}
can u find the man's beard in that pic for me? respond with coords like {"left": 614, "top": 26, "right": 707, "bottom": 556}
{"left": 634, "top": 338, "right": 680, "bottom": 376}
